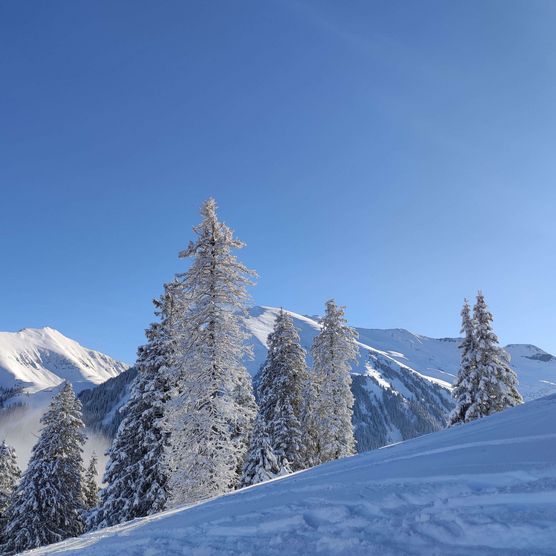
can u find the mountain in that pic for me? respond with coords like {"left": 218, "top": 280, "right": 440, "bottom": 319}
{"left": 79, "top": 306, "right": 556, "bottom": 455}
{"left": 79, "top": 367, "right": 138, "bottom": 437}
{"left": 0, "top": 328, "right": 129, "bottom": 470}
{"left": 30, "top": 393, "right": 556, "bottom": 555}
{"left": 80, "top": 307, "right": 453, "bottom": 453}
{"left": 0, "top": 327, "right": 128, "bottom": 394}
{"left": 352, "top": 327, "right": 556, "bottom": 401}
{"left": 4, "top": 308, "right": 555, "bottom": 469}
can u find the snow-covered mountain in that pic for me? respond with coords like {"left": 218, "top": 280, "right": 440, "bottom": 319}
{"left": 78, "top": 306, "right": 556, "bottom": 455}
{"left": 0, "top": 328, "right": 129, "bottom": 469}
{"left": 4, "top": 308, "right": 555, "bottom": 467}
{"left": 0, "top": 327, "right": 128, "bottom": 394}
{"left": 352, "top": 327, "right": 556, "bottom": 401}
{"left": 29, "top": 393, "right": 556, "bottom": 555}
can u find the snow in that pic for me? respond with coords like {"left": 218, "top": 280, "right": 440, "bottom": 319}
{"left": 364, "top": 365, "right": 393, "bottom": 391}
{"left": 28, "top": 393, "right": 556, "bottom": 555}
{"left": 0, "top": 327, "right": 128, "bottom": 393}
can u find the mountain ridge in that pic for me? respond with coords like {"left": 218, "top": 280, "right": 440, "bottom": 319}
{"left": 0, "top": 326, "right": 129, "bottom": 394}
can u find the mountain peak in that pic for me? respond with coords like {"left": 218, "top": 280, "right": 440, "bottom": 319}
{"left": 0, "top": 327, "right": 128, "bottom": 394}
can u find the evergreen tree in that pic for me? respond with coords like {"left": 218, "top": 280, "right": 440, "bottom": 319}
{"left": 1, "top": 383, "right": 85, "bottom": 554}
{"left": 449, "top": 299, "right": 478, "bottom": 425}
{"left": 0, "top": 441, "right": 20, "bottom": 543}
{"left": 83, "top": 454, "right": 99, "bottom": 510}
{"left": 166, "top": 198, "right": 257, "bottom": 506}
{"left": 310, "top": 300, "right": 358, "bottom": 464}
{"left": 90, "top": 284, "right": 175, "bottom": 529}
{"left": 239, "top": 415, "right": 289, "bottom": 487}
{"left": 465, "top": 291, "right": 523, "bottom": 420}
{"left": 251, "top": 309, "right": 307, "bottom": 475}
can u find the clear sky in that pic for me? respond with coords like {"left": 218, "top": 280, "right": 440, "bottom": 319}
{"left": 1, "top": 0, "right": 555, "bottom": 363}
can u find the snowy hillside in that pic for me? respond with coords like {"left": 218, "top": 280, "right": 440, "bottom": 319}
{"left": 0, "top": 327, "right": 128, "bottom": 393}
{"left": 354, "top": 327, "right": 556, "bottom": 401}
{"left": 30, "top": 394, "right": 556, "bottom": 555}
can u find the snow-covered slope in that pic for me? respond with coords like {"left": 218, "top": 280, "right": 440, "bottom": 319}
{"left": 355, "top": 328, "right": 556, "bottom": 401}
{"left": 0, "top": 327, "right": 128, "bottom": 393}
{"left": 30, "top": 394, "right": 556, "bottom": 555}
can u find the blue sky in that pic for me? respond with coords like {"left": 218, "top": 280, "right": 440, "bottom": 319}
{"left": 1, "top": 0, "right": 555, "bottom": 363}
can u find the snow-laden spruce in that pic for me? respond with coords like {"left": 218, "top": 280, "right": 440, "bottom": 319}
{"left": 1, "top": 383, "right": 85, "bottom": 554}
{"left": 253, "top": 309, "right": 308, "bottom": 478}
{"left": 90, "top": 284, "right": 175, "bottom": 529}
{"left": 0, "top": 441, "right": 20, "bottom": 544}
{"left": 449, "top": 292, "right": 523, "bottom": 424}
{"left": 308, "top": 300, "right": 358, "bottom": 464}
{"left": 467, "top": 292, "right": 523, "bottom": 419}
{"left": 449, "top": 299, "right": 478, "bottom": 425}
{"left": 165, "top": 198, "right": 257, "bottom": 506}
{"left": 82, "top": 454, "right": 99, "bottom": 511}
{"left": 240, "top": 415, "right": 289, "bottom": 487}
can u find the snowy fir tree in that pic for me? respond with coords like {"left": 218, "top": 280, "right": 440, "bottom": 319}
{"left": 448, "top": 299, "right": 478, "bottom": 426}
{"left": 0, "top": 441, "right": 20, "bottom": 543}
{"left": 465, "top": 291, "right": 523, "bottom": 420}
{"left": 449, "top": 293, "right": 523, "bottom": 425}
{"left": 309, "top": 300, "right": 358, "bottom": 464}
{"left": 165, "top": 198, "right": 258, "bottom": 506}
{"left": 250, "top": 309, "right": 307, "bottom": 476}
{"left": 90, "top": 284, "right": 176, "bottom": 529}
{"left": 1, "top": 383, "right": 85, "bottom": 554}
{"left": 82, "top": 454, "right": 99, "bottom": 511}
{"left": 239, "top": 415, "right": 289, "bottom": 487}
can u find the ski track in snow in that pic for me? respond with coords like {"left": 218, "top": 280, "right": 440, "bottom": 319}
{"left": 27, "top": 394, "right": 556, "bottom": 556}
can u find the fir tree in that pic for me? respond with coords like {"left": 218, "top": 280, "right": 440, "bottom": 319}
{"left": 449, "top": 299, "right": 478, "bottom": 426}
{"left": 166, "top": 198, "right": 257, "bottom": 506}
{"left": 0, "top": 441, "right": 20, "bottom": 544}
{"left": 465, "top": 291, "right": 523, "bottom": 420}
{"left": 1, "top": 383, "right": 85, "bottom": 554}
{"left": 239, "top": 415, "right": 289, "bottom": 487}
{"left": 90, "top": 284, "right": 175, "bottom": 529}
{"left": 83, "top": 454, "right": 99, "bottom": 511}
{"left": 250, "top": 309, "right": 307, "bottom": 477}
{"left": 309, "top": 300, "right": 358, "bottom": 464}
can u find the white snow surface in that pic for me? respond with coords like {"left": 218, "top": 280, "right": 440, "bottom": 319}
{"left": 0, "top": 327, "right": 128, "bottom": 393}
{"left": 28, "top": 393, "right": 556, "bottom": 555}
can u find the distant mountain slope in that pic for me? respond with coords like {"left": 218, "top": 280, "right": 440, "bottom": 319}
{"left": 31, "top": 394, "right": 556, "bottom": 555}
{"left": 79, "top": 367, "right": 138, "bottom": 437}
{"left": 0, "top": 327, "right": 129, "bottom": 393}
{"left": 353, "top": 327, "right": 556, "bottom": 400}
